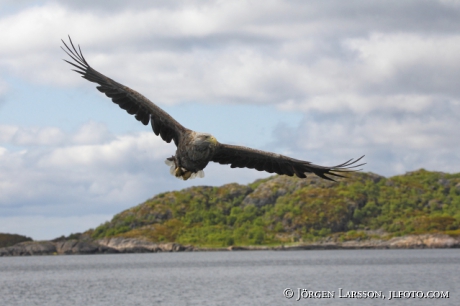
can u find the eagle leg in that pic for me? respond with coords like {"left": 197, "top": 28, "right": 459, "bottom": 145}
{"left": 165, "top": 156, "right": 198, "bottom": 180}
{"left": 165, "top": 156, "right": 180, "bottom": 176}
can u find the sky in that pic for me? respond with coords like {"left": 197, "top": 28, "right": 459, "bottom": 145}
{"left": 1, "top": 0, "right": 460, "bottom": 240}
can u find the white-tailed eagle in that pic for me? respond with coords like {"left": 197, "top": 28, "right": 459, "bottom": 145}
{"left": 61, "top": 37, "right": 364, "bottom": 181}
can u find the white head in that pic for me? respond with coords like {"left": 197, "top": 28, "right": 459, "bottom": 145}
{"left": 193, "top": 133, "right": 218, "bottom": 147}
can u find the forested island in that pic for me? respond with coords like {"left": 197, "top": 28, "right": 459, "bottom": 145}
{"left": 1, "top": 169, "right": 460, "bottom": 256}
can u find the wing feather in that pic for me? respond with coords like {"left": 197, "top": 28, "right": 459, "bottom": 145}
{"left": 112, "top": 96, "right": 125, "bottom": 103}
{"left": 212, "top": 143, "right": 365, "bottom": 181}
{"left": 118, "top": 102, "right": 131, "bottom": 110}
{"left": 61, "top": 36, "right": 188, "bottom": 146}
{"left": 152, "top": 118, "right": 161, "bottom": 136}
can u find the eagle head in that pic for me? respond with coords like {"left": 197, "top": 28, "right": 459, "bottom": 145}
{"left": 194, "top": 133, "right": 218, "bottom": 147}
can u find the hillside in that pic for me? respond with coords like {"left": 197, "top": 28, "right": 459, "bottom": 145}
{"left": 0, "top": 233, "right": 33, "bottom": 248}
{"left": 86, "top": 169, "right": 460, "bottom": 247}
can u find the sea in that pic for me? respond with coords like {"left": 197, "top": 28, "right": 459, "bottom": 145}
{"left": 0, "top": 249, "right": 458, "bottom": 306}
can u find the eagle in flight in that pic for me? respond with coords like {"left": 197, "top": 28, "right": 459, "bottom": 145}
{"left": 61, "top": 37, "right": 364, "bottom": 181}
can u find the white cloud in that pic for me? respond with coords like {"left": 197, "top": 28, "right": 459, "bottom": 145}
{"left": 345, "top": 33, "right": 460, "bottom": 94}
{"left": 0, "top": 125, "right": 18, "bottom": 142}
{"left": 38, "top": 131, "right": 169, "bottom": 169}
{"left": 1, "top": 1, "right": 460, "bottom": 108}
{"left": 1, "top": 0, "right": 460, "bottom": 239}
{"left": 0, "top": 123, "right": 268, "bottom": 239}
{"left": 278, "top": 94, "right": 438, "bottom": 115}
{"left": 8, "top": 126, "right": 65, "bottom": 146}
{"left": 71, "top": 121, "right": 114, "bottom": 144}
{"left": 0, "top": 122, "right": 113, "bottom": 147}
{"left": 272, "top": 97, "right": 460, "bottom": 177}
{"left": 0, "top": 125, "right": 175, "bottom": 212}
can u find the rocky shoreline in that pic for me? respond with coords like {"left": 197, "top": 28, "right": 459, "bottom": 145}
{"left": 0, "top": 238, "right": 194, "bottom": 257}
{"left": 0, "top": 234, "right": 459, "bottom": 257}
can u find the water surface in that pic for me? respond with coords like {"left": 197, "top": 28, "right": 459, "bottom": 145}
{"left": 0, "top": 249, "right": 458, "bottom": 305}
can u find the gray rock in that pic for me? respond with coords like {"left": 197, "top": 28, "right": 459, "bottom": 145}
{"left": 387, "top": 234, "right": 459, "bottom": 249}
{"left": 0, "top": 241, "right": 56, "bottom": 256}
{"left": 96, "top": 237, "right": 192, "bottom": 253}
{"left": 97, "top": 237, "right": 159, "bottom": 252}
{"left": 55, "top": 240, "right": 79, "bottom": 254}
{"left": 218, "top": 183, "right": 253, "bottom": 201}
{"left": 55, "top": 240, "right": 118, "bottom": 255}
{"left": 385, "top": 180, "right": 395, "bottom": 187}
{"left": 272, "top": 234, "right": 460, "bottom": 250}
{"left": 0, "top": 240, "right": 119, "bottom": 256}
{"left": 159, "top": 242, "right": 186, "bottom": 252}
{"left": 1, "top": 233, "right": 457, "bottom": 256}
{"left": 243, "top": 173, "right": 345, "bottom": 208}
{"left": 455, "top": 183, "right": 460, "bottom": 192}
{"left": 242, "top": 176, "right": 291, "bottom": 207}
{"left": 365, "top": 172, "right": 385, "bottom": 184}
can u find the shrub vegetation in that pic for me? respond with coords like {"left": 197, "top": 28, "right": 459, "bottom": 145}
{"left": 89, "top": 170, "right": 460, "bottom": 247}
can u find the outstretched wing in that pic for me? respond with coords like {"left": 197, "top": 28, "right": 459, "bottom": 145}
{"left": 61, "top": 36, "right": 188, "bottom": 146}
{"left": 211, "top": 144, "right": 365, "bottom": 181}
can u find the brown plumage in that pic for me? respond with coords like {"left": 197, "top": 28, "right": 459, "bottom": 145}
{"left": 61, "top": 36, "right": 365, "bottom": 181}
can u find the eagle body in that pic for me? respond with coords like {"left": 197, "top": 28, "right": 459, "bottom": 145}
{"left": 170, "top": 132, "right": 218, "bottom": 180}
{"left": 61, "top": 37, "right": 364, "bottom": 181}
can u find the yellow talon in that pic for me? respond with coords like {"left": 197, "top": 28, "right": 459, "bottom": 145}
{"left": 182, "top": 171, "right": 192, "bottom": 180}
{"left": 174, "top": 167, "right": 183, "bottom": 177}
{"left": 174, "top": 167, "right": 193, "bottom": 180}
